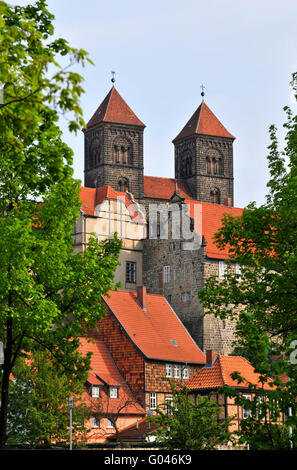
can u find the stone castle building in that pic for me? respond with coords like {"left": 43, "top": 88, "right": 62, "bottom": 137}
{"left": 75, "top": 85, "right": 244, "bottom": 355}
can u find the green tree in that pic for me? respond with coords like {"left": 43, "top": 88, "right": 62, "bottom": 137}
{"left": 7, "top": 352, "right": 91, "bottom": 447}
{"left": 198, "top": 73, "right": 297, "bottom": 449}
{"left": 0, "top": 0, "right": 121, "bottom": 448}
{"left": 150, "top": 383, "right": 231, "bottom": 450}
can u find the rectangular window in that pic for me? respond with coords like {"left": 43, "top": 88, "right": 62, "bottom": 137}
{"left": 165, "top": 364, "right": 172, "bottom": 378}
{"left": 126, "top": 261, "right": 136, "bottom": 283}
{"left": 165, "top": 397, "right": 173, "bottom": 415}
{"left": 109, "top": 387, "right": 118, "bottom": 399}
{"left": 107, "top": 419, "right": 114, "bottom": 428}
{"left": 163, "top": 266, "right": 170, "bottom": 283}
{"left": 174, "top": 364, "right": 181, "bottom": 379}
{"left": 242, "top": 394, "right": 252, "bottom": 419}
{"left": 149, "top": 392, "right": 157, "bottom": 410}
{"left": 219, "top": 261, "right": 226, "bottom": 279}
{"left": 236, "top": 263, "right": 242, "bottom": 278}
{"left": 91, "top": 385, "right": 100, "bottom": 398}
{"left": 182, "top": 366, "right": 189, "bottom": 379}
{"left": 182, "top": 291, "right": 191, "bottom": 303}
{"left": 92, "top": 416, "right": 99, "bottom": 428}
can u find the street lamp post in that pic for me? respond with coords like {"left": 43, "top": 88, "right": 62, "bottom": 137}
{"left": 68, "top": 397, "right": 74, "bottom": 450}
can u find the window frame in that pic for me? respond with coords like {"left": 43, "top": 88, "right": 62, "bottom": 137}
{"left": 165, "top": 363, "right": 172, "bottom": 378}
{"left": 163, "top": 265, "right": 170, "bottom": 283}
{"left": 109, "top": 386, "right": 118, "bottom": 399}
{"left": 126, "top": 261, "right": 136, "bottom": 284}
{"left": 173, "top": 364, "right": 181, "bottom": 379}
{"left": 91, "top": 385, "right": 100, "bottom": 398}
{"left": 242, "top": 394, "right": 252, "bottom": 419}
{"left": 149, "top": 392, "right": 157, "bottom": 410}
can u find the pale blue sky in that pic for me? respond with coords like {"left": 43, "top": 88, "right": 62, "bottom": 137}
{"left": 15, "top": 0, "right": 297, "bottom": 208}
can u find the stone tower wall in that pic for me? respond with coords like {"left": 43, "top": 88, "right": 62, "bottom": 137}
{"left": 84, "top": 123, "right": 144, "bottom": 199}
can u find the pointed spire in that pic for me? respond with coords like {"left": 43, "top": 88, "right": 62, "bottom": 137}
{"left": 87, "top": 87, "right": 145, "bottom": 128}
{"left": 173, "top": 101, "right": 234, "bottom": 142}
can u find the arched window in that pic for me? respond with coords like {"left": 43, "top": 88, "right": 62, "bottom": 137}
{"left": 113, "top": 137, "right": 132, "bottom": 164}
{"left": 206, "top": 150, "right": 223, "bottom": 175}
{"left": 180, "top": 150, "right": 192, "bottom": 177}
{"left": 212, "top": 158, "right": 218, "bottom": 174}
{"left": 89, "top": 138, "right": 101, "bottom": 168}
{"left": 118, "top": 178, "right": 129, "bottom": 192}
{"left": 210, "top": 188, "right": 220, "bottom": 204}
{"left": 218, "top": 157, "right": 223, "bottom": 175}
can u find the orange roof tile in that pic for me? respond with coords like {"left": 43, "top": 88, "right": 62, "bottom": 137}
{"left": 186, "top": 355, "right": 273, "bottom": 390}
{"left": 107, "top": 418, "right": 158, "bottom": 441}
{"left": 80, "top": 185, "right": 145, "bottom": 223}
{"left": 173, "top": 101, "right": 234, "bottom": 141}
{"left": 102, "top": 290, "right": 206, "bottom": 364}
{"left": 143, "top": 176, "right": 193, "bottom": 201}
{"left": 87, "top": 87, "right": 145, "bottom": 128}
{"left": 143, "top": 176, "right": 243, "bottom": 259}
{"left": 79, "top": 337, "right": 145, "bottom": 414}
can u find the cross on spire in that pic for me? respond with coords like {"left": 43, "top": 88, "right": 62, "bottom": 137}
{"left": 111, "top": 71, "right": 116, "bottom": 84}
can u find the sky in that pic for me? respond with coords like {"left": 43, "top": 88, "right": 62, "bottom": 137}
{"left": 15, "top": 0, "right": 297, "bottom": 208}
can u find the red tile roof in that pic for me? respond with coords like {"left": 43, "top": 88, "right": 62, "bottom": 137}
{"left": 80, "top": 185, "right": 145, "bottom": 222}
{"left": 185, "top": 355, "right": 274, "bottom": 390}
{"left": 87, "top": 87, "right": 145, "bottom": 128}
{"left": 144, "top": 176, "right": 243, "bottom": 259}
{"left": 173, "top": 101, "right": 234, "bottom": 141}
{"left": 79, "top": 337, "right": 145, "bottom": 414}
{"left": 143, "top": 176, "right": 193, "bottom": 201}
{"left": 107, "top": 418, "right": 158, "bottom": 441}
{"left": 102, "top": 290, "right": 206, "bottom": 364}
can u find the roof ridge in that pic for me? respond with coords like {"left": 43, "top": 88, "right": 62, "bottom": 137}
{"left": 217, "top": 355, "right": 229, "bottom": 386}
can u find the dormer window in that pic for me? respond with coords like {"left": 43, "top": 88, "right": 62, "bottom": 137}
{"left": 91, "top": 385, "right": 100, "bottom": 398}
{"left": 109, "top": 386, "right": 118, "bottom": 398}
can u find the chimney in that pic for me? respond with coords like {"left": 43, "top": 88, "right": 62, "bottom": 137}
{"left": 137, "top": 286, "right": 147, "bottom": 311}
{"left": 206, "top": 350, "right": 217, "bottom": 366}
{"left": 224, "top": 197, "right": 232, "bottom": 207}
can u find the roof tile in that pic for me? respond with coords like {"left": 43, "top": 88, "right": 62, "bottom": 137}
{"left": 103, "top": 290, "right": 206, "bottom": 364}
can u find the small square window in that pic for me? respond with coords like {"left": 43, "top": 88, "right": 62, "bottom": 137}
{"left": 107, "top": 419, "right": 115, "bottom": 428}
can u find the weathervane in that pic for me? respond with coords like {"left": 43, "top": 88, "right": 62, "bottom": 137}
{"left": 111, "top": 71, "right": 116, "bottom": 85}
{"left": 200, "top": 84, "right": 205, "bottom": 101}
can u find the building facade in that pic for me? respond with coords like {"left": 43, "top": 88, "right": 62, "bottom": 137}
{"left": 78, "top": 85, "right": 243, "bottom": 355}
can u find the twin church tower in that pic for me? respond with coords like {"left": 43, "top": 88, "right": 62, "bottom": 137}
{"left": 81, "top": 84, "right": 237, "bottom": 354}
{"left": 83, "top": 86, "right": 235, "bottom": 207}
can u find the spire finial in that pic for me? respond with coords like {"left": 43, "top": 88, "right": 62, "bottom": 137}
{"left": 200, "top": 84, "right": 205, "bottom": 101}
{"left": 111, "top": 71, "right": 116, "bottom": 85}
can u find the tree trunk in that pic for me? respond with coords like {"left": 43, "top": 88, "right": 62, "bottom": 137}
{"left": 0, "top": 318, "right": 13, "bottom": 450}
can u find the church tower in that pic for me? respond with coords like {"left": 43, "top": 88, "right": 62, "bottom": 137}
{"left": 83, "top": 86, "right": 145, "bottom": 199}
{"left": 173, "top": 100, "right": 235, "bottom": 205}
